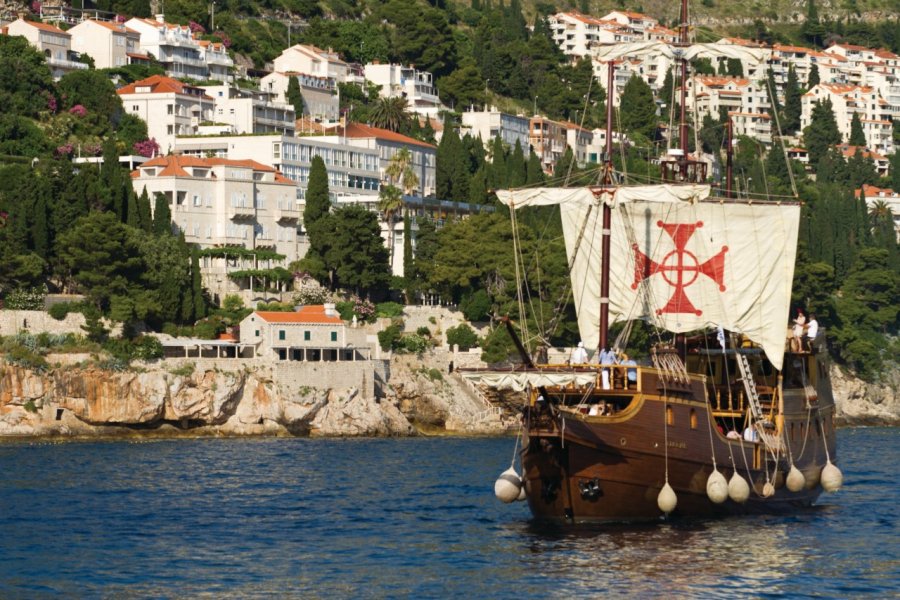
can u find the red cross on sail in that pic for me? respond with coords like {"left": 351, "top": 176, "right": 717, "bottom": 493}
{"left": 631, "top": 221, "right": 728, "bottom": 316}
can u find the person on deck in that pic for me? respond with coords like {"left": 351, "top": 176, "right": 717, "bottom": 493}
{"left": 621, "top": 353, "right": 638, "bottom": 388}
{"left": 599, "top": 348, "right": 618, "bottom": 390}
{"left": 805, "top": 313, "right": 819, "bottom": 352}
{"left": 570, "top": 341, "right": 589, "bottom": 365}
{"left": 792, "top": 309, "right": 807, "bottom": 352}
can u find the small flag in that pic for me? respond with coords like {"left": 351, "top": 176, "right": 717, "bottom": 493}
{"left": 716, "top": 326, "right": 726, "bottom": 350}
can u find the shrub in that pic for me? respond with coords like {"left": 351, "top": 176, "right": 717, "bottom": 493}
{"left": 23, "top": 399, "right": 37, "bottom": 413}
{"left": 446, "top": 324, "right": 479, "bottom": 351}
{"left": 257, "top": 301, "right": 294, "bottom": 312}
{"left": 133, "top": 336, "right": 163, "bottom": 361}
{"left": 3, "top": 345, "right": 48, "bottom": 371}
{"left": 377, "top": 320, "right": 403, "bottom": 351}
{"left": 294, "top": 286, "right": 328, "bottom": 305}
{"left": 193, "top": 317, "right": 226, "bottom": 339}
{"left": 4, "top": 287, "right": 46, "bottom": 310}
{"left": 170, "top": 362, "right": 195, "bottom": 377}
{"left": 460, "top": 289, "right": 491, "bottom": 322}
{"left": 354, "top": 298, "right": 375, "bottom": 322}
{"left": 416, "top": 326, "right": 431, "bottom": 337}
{"left": 395, "top": 334, "right": 428, "bottom": 355}
{"left": 336, "top": 301, "right": 355, "bottom": 321}
{"left": 375, "top": 301, "right": 404, "bottom": 318}
{"left": 48, "top": 302, "right": 72, "bottom": 320}
{"left": 428, "top": 316, "right": 437, "bottom": 324}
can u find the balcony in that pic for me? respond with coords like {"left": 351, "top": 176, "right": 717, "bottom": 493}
{"left": 206, "top": 53, "right": 233, "bottom": 66}
{"left": 48, "top": 57, "right": 88, "bottom": 70}
{"left": 228, "top": 205, "right": 255, "bottom": 219}
{"left": 275, "top": 205, "right": 300, "bottom": 222}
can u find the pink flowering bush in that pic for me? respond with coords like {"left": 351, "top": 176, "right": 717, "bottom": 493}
{"left": 46, "top": 94, "right": 58, "bottom": 113}
{"left": 133, "top": 138, "right": 160, "bottom": 158}
{"left": 68, "top": 104, "right": 87, "bottom": 117}
{"left": 84, "top": 143, "right": 102, "bottom": 156}
{"left": 354, "top": 298, "right": 375, "bottom": 322}
{"left": 55, "top": 144, "right": 74, "bottom": 158}
{"left": 31, "top": 1, "right": 41, "bottom": 13}
{"left": 189, "top": 21, "right": 206, "bottom": 34}
{"left": 213, "top": 31, "right": 231, "bottom": 48}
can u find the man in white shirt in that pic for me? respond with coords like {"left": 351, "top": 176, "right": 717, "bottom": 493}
{"left": 598, "top": 348, "right": 617, "bottom": 389}
{"left": 805, "top": 313, "right": 819, "bottom": 351}
{"left": 570, "top": 341, "right": 589, "bottom": 364}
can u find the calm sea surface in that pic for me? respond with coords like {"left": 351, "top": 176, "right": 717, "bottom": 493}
{"left": 0, "top": 428, "right": 896, "bottom": 598}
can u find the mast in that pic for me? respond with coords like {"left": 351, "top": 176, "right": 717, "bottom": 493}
{"left": 725, "top": 115, "right": 733, "bottom": 198}
{"left": 599, "top": 61, "right": 615, "bottom": 352}
{"left": 679, "top": 0, "right": 689, "bottom": 172}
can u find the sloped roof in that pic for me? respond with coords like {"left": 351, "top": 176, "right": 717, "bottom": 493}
{"left": 133, "top": 155, "right": 293, "bottom": 183}
{"left": 256, "top": 306, "right": 343, "bottom": 325}
{"left": 15, "top": 18, "right": 69, "bottom": 35}
{"left": 83, "top": 19, "right": 139, "bottom": 34}
{"left": 339, "top": 123, "right": 436, "bottom": 149}
{"left": 117, "top": 74, "right": 212, "bottom": 99}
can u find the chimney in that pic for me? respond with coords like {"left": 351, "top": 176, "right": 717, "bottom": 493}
{"left": 324, "top": 302, "right": 337, "bottom": 317}
{"left": 155, "top": 14, "right": 165, "bottom": 23}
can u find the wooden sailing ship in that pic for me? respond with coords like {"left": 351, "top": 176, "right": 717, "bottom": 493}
{"left": 466, "top": 0, "right": 842, "bottom": 522}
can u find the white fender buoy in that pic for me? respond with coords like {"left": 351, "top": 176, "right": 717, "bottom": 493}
{"left": 786, "top": 464, "right": 805, "bottom": 492}
{"left": 657, "top": 482, "right": 677, "bottom": 514}
{"left": 821, "top": 460, "right": 843, "bottom": 492}
{"left": 706, "top": 470, "right": 728, "bottom": 504}
{"left": 762, "top": 482, "right": 775, "bottom": 497}
{"left": 728, "top": 472, "right": 750, "bottom": 503}
{"left": 516, "top": 480, "right": 527, "bottom": 501}
{"left": 494, "top": 467, "right": 522, "bottom": 503}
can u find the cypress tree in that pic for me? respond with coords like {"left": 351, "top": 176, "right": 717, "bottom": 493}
{"left": 766, "top": 67, "right": 782, "bottom": 122}
{"left": 526, "top": 151, "right": 545, "bottom": 185}
{"left": 618, "top": 75, "right": 657, "bottom": 140}
{"left": 303, "top": 155, "right": 331, "bottom": 271}
{"left": 138, "top": 188, "right": 152, "bottom": 232}
{"left": 31, "top": 195, "right": 49, "bottom": 260}
{"left": 402, "top": 215, "right": 413, "bottom": 301}
{"left": 286, "top": 76, "right": 305, "bottom": 115}
{"left": 468, "top": 167, "right": 487, "bottom": 204}
{"left": 153, "top": 192, "right": 172, "bottom": 236}
{"left": 783, "top": 65, "right": 802, "bottom": 134}
{"left": 436, "top": 116, "right": 460, "bottom": 199}
{"left": 126, "top": 189, "right": 140, "bottom": 229}
{"left": 507, "top": 139, "right": 527, "bottom": 188}
{"left": 804, "top": 98, "right": 841, "bottom": 170}
{"left": 487, "top": 135, "right": 507, "bottom": 189}
{"left": 807, "top": 64, "right": 820, "bottom": 88}
{"left": 891, "top": 151, "right": 900, "bottom": 190}
{"left": 191, "top": 246, "right": 205, "bottom": 319}
{"left": 848, "top": 112, "right": 866, "bottom": 146}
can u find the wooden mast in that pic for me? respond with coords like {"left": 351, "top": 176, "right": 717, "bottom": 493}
{"left": 598, "top": 61, "right": 615, "bottom": 353}
{"left": 679, "top": 0, "right": 690, "bottom": 176}
{"left": 725, "top": 115, "right": 734, "bottom": 198}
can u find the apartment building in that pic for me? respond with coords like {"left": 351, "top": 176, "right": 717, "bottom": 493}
{"left": 131, "top": 155, "right": 299, "bottom": 301}
{"left": 69, "top": 19, "right": 144, "bottom": 70}
{"left": 548, "top": 12, "right": 626, "bottom": 58}
{"left": 801, "top": 83, "right": 894, "bottom": 154}
{"left": 364, "top": 62, "right": 444, "bottom": 116}
{"left": 273, "top": 44, "right": 350, "bottom": 82}
{"left": 118, "top": 75, "right": 215, "bottom": 153}
{"left": 259, "top": 71, "right": 339, "bottom": 122}
{"left": 529, "top": 116, "right": 567, "bottom": 174}
{"left": 729, "top": 112, "right": 773, "bottom": 144}
{"left": 460, "top": 108, "right": 530, "bottom": 152}
{"left": 201, "top": 84, "right": 295, "bottom": 136}
{"left": 5, "top": 17, "right": 88, "bottom": 79}
{"left": 125, "top": 16, "right": 233, "bottom": 81}
{"left": 838, "top": 144, "right": 890, "bottom": 177}
{"left": 561, "top": 121, "right": 595, "bottom": 166}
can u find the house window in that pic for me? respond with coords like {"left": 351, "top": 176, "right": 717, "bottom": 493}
{"left": 254, "top": 330, "right": 260, "bottom": 336}
{"left": 279, "top": 330, "right": 286, "bottom": 340}
{"left": 330, "top": 331, "right": 337, "bottom": 342}
{"left": 304, "top": 331, "right": 311, "bottom": 341}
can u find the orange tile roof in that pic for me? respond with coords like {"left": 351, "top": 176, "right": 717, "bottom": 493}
{"left": 117, "top": 74, "right": 212, "bottom": 98}
{"left": 256, "top": 307, "right": 343, "bottom": 325}
{"left": 134, "top": 155, "right": 294, "bottom": 184}
{"left": 17, "top": 19, "right": 69, "bottom": 34}
{"left": 85, "top": 19, "right": 138, "bottom": 34}
{"left": 340, "top": 122, "right": 436, "bottom": 149}
{"left": 695, "top": 76, "right": 750, "bottom": 87}
{"left": 855, "top": 184, "right": 898, "bottom": 198}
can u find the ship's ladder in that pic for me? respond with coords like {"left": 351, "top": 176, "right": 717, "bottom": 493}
{"left": 732, "top": 336, "right": 782, "bottom": 451}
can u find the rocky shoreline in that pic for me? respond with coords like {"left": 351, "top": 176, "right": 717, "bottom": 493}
{"left": 0, "top": 353, "right": 896, "bottom": 441}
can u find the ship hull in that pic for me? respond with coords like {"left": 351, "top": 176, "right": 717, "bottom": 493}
{"left": 517, "top": 356, "right": 836, "bottom": 523}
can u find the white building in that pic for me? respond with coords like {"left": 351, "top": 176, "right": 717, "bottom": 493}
{"left": 259, "top": 71, "right": 339, "bottom": 122}
{"left": 118, "top": 75, "right": 215, "bottom": 153}
{"left": 201, "top": 84, "right": 295, "bottom": 136}
{"left": 5, "top": 17, "right": 88, "bottom": 79}
{"left": 364, "top": 62, "right": 444, "bottom": 116}
{"left": 197, "top": 39, "right": 233, "bottom": 83}
{"left": 460, "top": 108, "right": 530, "bottom": 152}
{"left": 729, "top": 112, "right": 773, "bottom": 145}
{"left": 801, "top": 83, "right": 894, "bottom": 154}
{"left": 855, "top": 184, "right": 900, "bottom": 240}
{"left": 69, "top": 19, "right": 145, "bottom": 70}
{"left": 273, "top": 44, "right": 350, "bottom": 82}
{"left": 561, "top": 121, "right": 594, "bottom": 166}
{"left": 125, "top": 16, "right": 230, "bottom": 81}
{"left": 131, "top": 155, "right": 299, "bottom": 302}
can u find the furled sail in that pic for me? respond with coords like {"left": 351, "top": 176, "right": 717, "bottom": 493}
{"left": 592, "top": 41, "right": 770, "bottom": 65}
{"left": 497, "top": 187, "right": 800, "bottom": 370}
{"left": 459, "top": 370, "right": 598, "bottom": 392}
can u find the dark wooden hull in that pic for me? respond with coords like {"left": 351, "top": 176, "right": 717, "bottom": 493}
{"left": 519, "top": 357, "right": 837, "bottom": 523}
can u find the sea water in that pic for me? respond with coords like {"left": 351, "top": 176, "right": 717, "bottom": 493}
{"left": 0, "top": 428, "right": 896, "bottom": 598}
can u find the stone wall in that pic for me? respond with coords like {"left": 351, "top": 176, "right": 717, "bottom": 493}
{"left": 0, "top": 310, "right": 86, "bottom": 337}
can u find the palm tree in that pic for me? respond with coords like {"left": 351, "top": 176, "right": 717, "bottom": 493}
{"left": 369, "top": 96, "right": 411, "bottom": 132}
{"left": 378, "top": 184, "right": 403, "bottom": 271}
{"left": 385, "top": 147, "right": 419, "bottom": 196}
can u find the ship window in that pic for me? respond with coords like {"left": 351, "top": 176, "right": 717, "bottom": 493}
{"left": 666, "top": 405, "right": 674, "bottom": 426}
{"left": 690, "top": 409, "right": 697, "bottom": 429}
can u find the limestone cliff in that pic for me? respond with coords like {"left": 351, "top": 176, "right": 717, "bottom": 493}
{"left": 0, "top": 363, "right": 414, "bottom": 438}
{"left": 831, "top": 363, "right": 900, "bottom": 426}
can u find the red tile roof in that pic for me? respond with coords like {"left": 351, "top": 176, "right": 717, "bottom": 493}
{"left": 256, "top": 306, "right": 343, "bottom": 325}
{"left": 117, "top": 74, "right": 212, "bottom": 98}
{"left": 15, "top": 18, "right": 69, "bottom": 34}
{"left": 339, "top": 122, "right": 436, "bottom": 149}
{"left": 134, "top": 155, "right": 294, "bottom": 184}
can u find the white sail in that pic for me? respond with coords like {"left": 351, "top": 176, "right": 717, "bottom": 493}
{"left": 460, "top": 370, "right": 598, "bottom": 392}
{"left": 498, "top": 187, "right": 800, "bottom": 370}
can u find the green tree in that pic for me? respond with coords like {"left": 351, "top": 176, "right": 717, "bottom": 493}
{"left": 618, "top": 75, "right": 657, "bottom": 141}
{"left": 378, "top": 183, "right": 403, "bottom": 271}
{"left": 56, "top": 211, "right": 144, "bottom": 311}
{"left": 848, "top": 112, "right": 866, "bottom": 146}
{"left": 56, "top": 69, "right": 124, "bottom": 137}
{"left": 137, "top": 188, "right": 152, "bottom": 232}
{"left": 807, "top": 64, "right": 820, "bottom": 88}
{"left": 802, "top": 0, "right": 826, "bottom": 47}
{"left": 302, "top": 155, "right": 332, "bottom": 281}
{"left": 152, "top": 192, "right": 172, "bottom": 236}
{"left": 191, "top": 246, "right": 206, "bottom": 320}
{"left": 437, "top": 60, "right": 485, "bottom": 110}
{"left": 804, "top": 98, "right": 841, "bottom": 171}
{"left": 368, "top": 96, "right": 411, "bottom": 132}
{"left": 385, "top": 147, "right": 419, "bottom": 196}
{"left": 783, "top": 65, "right": 802, "bottom": 134}
{"left": 0, "top": 35, "right": 55, "bottom": 119}
{"left": 322, "top": 205, "right": 391, "bottom": 296}
{"left": 286, "top": 76, "right": 305, "bottom": 115}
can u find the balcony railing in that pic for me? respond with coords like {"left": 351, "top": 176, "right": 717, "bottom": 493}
{"left": 275, "top": 206, "right": 300, "bottom": 222}
{"left": 48, "top": 57, "right": 88, "bottom": 70}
